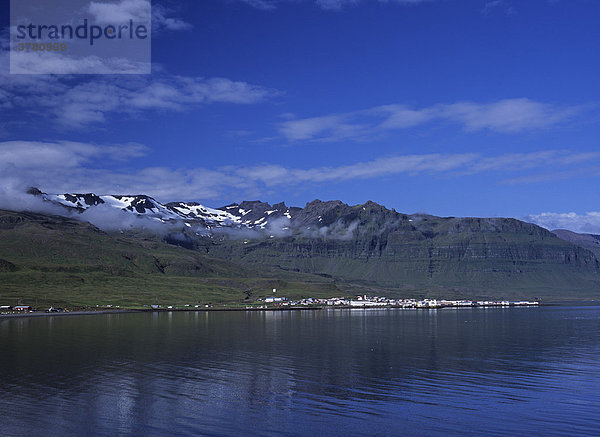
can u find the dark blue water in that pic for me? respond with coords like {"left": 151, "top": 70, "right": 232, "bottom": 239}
{"left": 1, "top": 306, "right": 599, "bottom": 436}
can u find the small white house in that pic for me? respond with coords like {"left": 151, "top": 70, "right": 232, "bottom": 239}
{"left": 265, "top": 297, "right": 286, "bottom": 303}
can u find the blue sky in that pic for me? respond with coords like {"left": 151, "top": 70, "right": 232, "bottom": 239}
{"left": 1, "top": 0, "right": 600, "bottom": 231}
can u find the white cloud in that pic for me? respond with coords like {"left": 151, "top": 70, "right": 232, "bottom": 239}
{"left": 87, "top": 0, "right": 151, "bottom": 24}
{"left": 438, "top": 99, "right": 577, "bottom": 133}
{"left": 0, "top": 74, "right": 279, "bottom": 128}
{"left": 234, "top": 0, "right": 431, "bottom": 10}
{"left": 87, "top": 0, "right": 192, "bottom": 31}
{"left": 233, "top": 153, "right": 478, "bottom": 186}
{"left": 525, "top": 212, "right": 600, "bottom": 234}
{"left": 1, "top": 141, "right": 597, "bottom": 205}
{"left": 0, "top": 141, "right": 235, "bottom": 200}
{"left": 278, "top": 99, "right": 584, "bottom": 142}
{"left": 467, "top": 151, "right": 600, "bottom": 174}
{"left": 278, "top": 114, "right": 352, "bottom": 141}
{"left": 377, "top": 104, "right": 435, "bottom": 129}
{"left": 0, "top": 141, "right": 146, "bottom": 169}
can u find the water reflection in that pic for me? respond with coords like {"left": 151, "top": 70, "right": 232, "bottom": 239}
{"left": 1, "top": 307, "right": 600, "bottom": 436}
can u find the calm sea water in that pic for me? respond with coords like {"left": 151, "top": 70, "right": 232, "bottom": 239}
{"left": 1, "top": 306, "right": 599, "bottom": 436}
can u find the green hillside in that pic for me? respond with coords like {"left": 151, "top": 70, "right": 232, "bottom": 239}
{"left": 0, "top": 210, "right": 340, "bottom": 308}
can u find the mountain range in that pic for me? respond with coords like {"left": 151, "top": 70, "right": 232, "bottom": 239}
{"left": 1, "top": 188, "right": 599, "bottom": 306}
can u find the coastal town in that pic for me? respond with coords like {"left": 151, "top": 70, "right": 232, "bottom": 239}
{"left": 260, "top": 295, "right": 540, "bottom": 309}
{"left": 0, "top": 295, "right": 540, "bottom": 316}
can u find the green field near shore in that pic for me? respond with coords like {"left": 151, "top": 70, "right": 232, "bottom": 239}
{"left": 0, "top": 270, "right": 341, "bottom": 309}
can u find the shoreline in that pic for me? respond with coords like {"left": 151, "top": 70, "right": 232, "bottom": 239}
{"left": 0, "top": 306, "right": 326, "bottom": 319}
{"left": 6, "top": 299, "right": 600, "bottom": 321}
{"left": 0, "top": 302, "right": 559, "bottom": 320}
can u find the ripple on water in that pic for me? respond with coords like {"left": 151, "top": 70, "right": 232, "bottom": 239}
{"left": 1, "top": 306, "right": 600, "bottom": 436}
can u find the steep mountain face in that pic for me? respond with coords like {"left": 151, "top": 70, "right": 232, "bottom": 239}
{"left": 199, "top": 200, "right": 600, "bottom": 297}
{"left": 553, "top": 229, "right": 600, "bottom": 259}
{"left": 23, "top": 189, "right": 600, "bottom": 298}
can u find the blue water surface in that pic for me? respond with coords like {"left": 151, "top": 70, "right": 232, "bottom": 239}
{"left": 1, "top": 306, "right": 599, "bottom": 436}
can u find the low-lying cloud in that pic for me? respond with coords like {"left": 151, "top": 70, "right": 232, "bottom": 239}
{"left": 0, "top": 182, "right": 194, "bottom": 235}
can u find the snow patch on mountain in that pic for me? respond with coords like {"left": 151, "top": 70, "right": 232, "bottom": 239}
{"left": 37, "top": 190, "right": 296, "bottom": 232}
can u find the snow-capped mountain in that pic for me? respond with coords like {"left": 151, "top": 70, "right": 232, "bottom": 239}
{"left": 34, "top": 189, "right": 298, "bottom": 230}
{"left": 44, "top": 193, "right": 182, "bottom": 220}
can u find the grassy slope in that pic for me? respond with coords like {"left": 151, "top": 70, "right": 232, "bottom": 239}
{"left": 0, "top": 210, "right": 340, "bottom": 308}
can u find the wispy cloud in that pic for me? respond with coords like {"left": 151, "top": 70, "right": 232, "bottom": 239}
{"left": 1, "top": 141, "right": 597, "bottom": 203}
{"left": 500, "top": 167, "right": 600, "bottom": 185}
{"left": 0, "top": 141, "right": 145, "bottom": 170}
{"left": 234, "top": 0, "right": 431, "bottom": 11}
{"left": 87, "top": 0, "right": 150, "bottom": 23}
{"left": 232, "top": 153, "right": 478, "bottom": 186}
{"left": 235, "top": 0, "right": 279, "bottom": 10}
{"left": 87, "top": 0, "right": 192, "bottom": 31}
{"left": 525, "top": 212, "right": 600, "bottom": 234}
{"left": 482, "top": 0, "right": 515, "bottom": 16}
{"left": 0, "top": 74, "right": 280, "bottom": 128}
{"left": 278, "top": 99, "right": 584, "bottom": 142}
{"left": 468, "top": 151, "right": 600, "bottom": 174}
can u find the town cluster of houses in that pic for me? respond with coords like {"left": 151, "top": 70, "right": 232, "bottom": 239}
{"left": 262, "top": 295, "right": 540, "bottom": 308}
{"left": 0, "top": 305, "right": 67, "bottom": 314}
{"left": 0, "top": 305, "right": 32, "bottom": 314}
{"left": 0, "top": 296, "right": 540, "bottom": 315}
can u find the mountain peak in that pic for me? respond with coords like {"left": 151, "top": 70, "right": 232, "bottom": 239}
{"left": 305, "top": 199, "right": 344, "bottom": 208}
{"left": 26, "top": 187, "right": 43, "bottom": 196}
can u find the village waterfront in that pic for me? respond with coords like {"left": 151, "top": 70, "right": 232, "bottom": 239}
{"left": 0, "top": 294, "right": 540, "bottom": 317}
